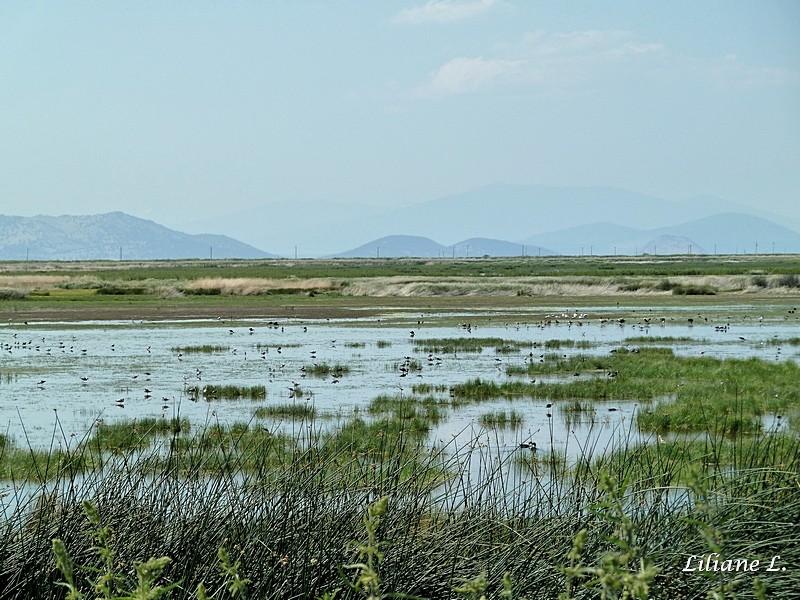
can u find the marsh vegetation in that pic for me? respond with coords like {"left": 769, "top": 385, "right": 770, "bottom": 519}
{"left": 0, "top": 256, "right": 798, "bottom": 598}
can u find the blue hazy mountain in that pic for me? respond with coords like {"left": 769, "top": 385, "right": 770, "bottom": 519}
{"left": 175, "top": 184, "right": 799, "bottom": 257}
{"left": 0, "top": 212, "right": 276, "bottom": 260}
{"left": 522, "top": 213, "right": 800, "bottom": 255}
{"left": 331, "top": 235, "right": 448, "bottom": 258}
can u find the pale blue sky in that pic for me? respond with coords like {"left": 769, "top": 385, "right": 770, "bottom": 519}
{"left": 1, "top": 1, "right": 798, "bottom": 225}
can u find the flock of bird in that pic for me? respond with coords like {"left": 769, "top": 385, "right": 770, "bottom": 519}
{"left": 2, "top": 306, "right": 796, "bottom": 449}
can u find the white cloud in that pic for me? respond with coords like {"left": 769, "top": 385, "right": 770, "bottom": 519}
{"left": 411, "top": 30, "right": 666, "bottom": 98}
{"left": 411, "top": 56, "right": 524, "bottom": 97}
{"left": 408, "top": 28, "right": 795, "bottom": 100}
{"left": 393, "top": 0, "right": 496, "bottom": 24}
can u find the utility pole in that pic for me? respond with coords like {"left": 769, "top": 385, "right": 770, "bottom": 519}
{"left": 119, "top": 246, "right": 122, "bottom": 261}
{"left": 295, "top": 246, "right": 298, "bottom": 259}
{"left": 210, "top": 246, "right": 213, "bottom": 259}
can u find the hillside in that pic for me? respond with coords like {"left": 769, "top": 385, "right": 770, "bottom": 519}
{"left": 0, "top": 212, "right": 275, "bottom": 260}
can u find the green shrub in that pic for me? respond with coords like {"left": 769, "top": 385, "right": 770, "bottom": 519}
{"left": 0, "top": 288, "right": 27, "bottom": 300}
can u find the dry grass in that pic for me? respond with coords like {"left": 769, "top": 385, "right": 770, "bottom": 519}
{"left": 0, "top": 275, "right": 72, "bottom": 290}
{"left": 184, "top": 277, "right": 340, "bottom": 295}
{"left": 343, "top": 276, "right": 662, "bottom": 297}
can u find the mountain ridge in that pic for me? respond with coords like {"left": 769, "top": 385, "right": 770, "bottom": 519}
{"left": 170, "top": 184, "right": 799, "bottom": 256}
{"left": 0, "top": 212, "right": 275, "bottom": 260}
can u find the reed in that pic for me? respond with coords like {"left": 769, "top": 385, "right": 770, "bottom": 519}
{"left": 0, "top": 412, "right": 798, "bottom": 598}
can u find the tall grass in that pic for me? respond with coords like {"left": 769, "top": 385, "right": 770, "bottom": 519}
{"left": 0, "top": 411, "right": 798, "bottom": 598}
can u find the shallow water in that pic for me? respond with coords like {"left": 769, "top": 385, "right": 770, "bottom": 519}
{"left": 1, "top": 309, "right": 797, "bottom": 454}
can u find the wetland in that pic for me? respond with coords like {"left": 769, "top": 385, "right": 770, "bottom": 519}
{"left": 0, "top": 256, "right": 798, "bottom": 599}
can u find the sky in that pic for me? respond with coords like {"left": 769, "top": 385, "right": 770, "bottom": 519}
{"left": 1, "top": 0, "right": 799, "bottom": 227}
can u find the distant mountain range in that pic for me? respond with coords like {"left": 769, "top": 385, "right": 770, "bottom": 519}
{"left": 0, "top": 212, "right": 274, "bottom": 260}
{"left": 331, "top": 236, "right": 553, "bottom": 259}
{"left": 519, "top": 212, "right": 800, "bottom": 256}
{"left": 3, "top": 185, "right": 799, "bottom": 260}
{"left": 176, "top": 184, "right": 800, "bottom": 257}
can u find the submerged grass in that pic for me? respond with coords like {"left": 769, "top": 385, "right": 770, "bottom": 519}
{"left": 303, "top": 362, "right": 351, "bottom": 377}
{"left": 170, "top": 345, "right": 229, "bottom": 354}
{"left": 413, "top": 337, "right": 530, "bottom": 354}
{"left": 253, "top": 403, "right": 316, "bottom": 420}
{"left": 478, "top": 409, "right": 524, "bottom": 429}
{"left": 186, "top": 384, "right": 267, "bottom": 401}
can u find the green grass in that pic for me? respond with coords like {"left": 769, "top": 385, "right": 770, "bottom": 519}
{"left": 492, "top": 346, "right": 800, "bottom": 433}
{"left": 413, "top": 337, "right": 530, "bottom": 354}
{"left": 186, "top": 384, "right": 267, "bottom": 400}
{"left": 303, "top": 362, "right": 351, "bottom": 377}
{"left": 542, "top": 339, "right": 596, "bottom": 349}
{"left": 253, "top": 403, "right": 316, "bottom": 420}
{"left": 170, "top": 345, "right": 229, "bottom": 353}
{"left": 478, "top": 409, "right": 524, "bottom": 429}
{"left": 2, "top": 416, "right": 798, "bottom": 599}
{"left": 92, "top": 417, "right": 190, "bottom": 453}
{"left": 623, "top": 336, "right": 695, "bottom": 343}
{"left": 5, "top": 254, "right": 800, "bottom": 281}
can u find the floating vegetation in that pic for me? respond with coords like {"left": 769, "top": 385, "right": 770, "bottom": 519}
{"left": 413, "top": 337, "right": 529, "bottom": 354}
{"left": 623, "top": 336, "right": 694, "bottom": 344}
{"left": 186, "top": 384, "right": 267, "bottom": 401}
{"left": 451, "top": 379, "right": 534, "bottom": 402}
{"left": 479, "top": 409, "right": 524, "bottom": 429}
{"left": 558, "top": 399, "right": 597, "bottom": 415}
{"left": 766, "top": 337, "right": 800, "bottom": 346}
{"left": 411, "top": 383, "right": 449, "bottom": 395}
{"left": 303, "top": 362, "right": 351, "bottom": 377}
{"left": 376, "top": 340, "right": 392, "bottom": 348}
{"left": 254, "top": 403, "right": 316, "bottom": 420}
{"left": 542, "top": 339, "right": 596, "bottom": 349}
{"left": 0, "top": 370, "right": 19, "bottom": 384}
{"left": 171, "top": 345, "right": 229, "bottom": 353}
{"left": 367, "top": 394, "right": 447, "bottom": 427}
